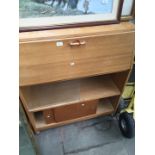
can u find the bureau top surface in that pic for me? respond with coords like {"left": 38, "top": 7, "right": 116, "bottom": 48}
{"left": 19, "top": 22, "right": 135, "bottom": 43}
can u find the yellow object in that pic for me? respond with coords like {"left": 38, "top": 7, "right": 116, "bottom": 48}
{"left": 122, "top": 83, "right": 134, "bottom": 99}
{"left": 122, "top": 83, "right": 135, "bottom": 118}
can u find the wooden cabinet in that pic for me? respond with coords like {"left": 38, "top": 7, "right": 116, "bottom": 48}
{"left": 19, "top": 22, "right": 135, "bottom": 132}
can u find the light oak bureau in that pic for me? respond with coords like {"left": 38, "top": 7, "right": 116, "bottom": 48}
{"left": 19, "top": 22, "right": 135, "bottom": 133}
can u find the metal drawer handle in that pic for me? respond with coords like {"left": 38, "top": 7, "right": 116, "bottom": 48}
{"left": 70, "top": 62, "right": 75, "bottom": 66}
{"left": 69, "top": 40, "right": 86, "bottom": 46}
{"left": 81, "top": 104, "right": 85, "bottom": 107}
{"left": 47, "top": 115, "right": 51, "bottom": 118}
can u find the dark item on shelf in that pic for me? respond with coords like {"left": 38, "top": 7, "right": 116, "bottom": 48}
{"left": 54, "top": 100, "right": 98, "bottom": 122}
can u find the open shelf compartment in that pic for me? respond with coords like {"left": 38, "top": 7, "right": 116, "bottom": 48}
{"left": 34, "top": 97, "right": 115, "bottom": 130}
{"left": 20, "top": 74, "right": 121, "bottom": 112}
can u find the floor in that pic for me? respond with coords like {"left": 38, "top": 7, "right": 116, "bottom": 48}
{"left": 19, "top": 126, "right": 36, "bottom": 155}
{"left": 19, "top": 109, "right": 36, "bottom": 155}
{"left": 34, "top": 116, "right": 135, "bottom": 155}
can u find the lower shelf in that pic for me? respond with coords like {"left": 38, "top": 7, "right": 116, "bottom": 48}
{"left": 34, "top": 99, "right": 114, "bottom": 131}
